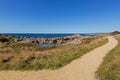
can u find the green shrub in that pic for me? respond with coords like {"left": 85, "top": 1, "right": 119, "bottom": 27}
{"left": 111, "top": 31, "right": 120, "bottom": 35}
{"left": 0, "top": 36, "right": 9, "bottom": 42}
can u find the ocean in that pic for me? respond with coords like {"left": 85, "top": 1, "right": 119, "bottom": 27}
{"left": 3, "top": 33, "right": 99, "bottom": 38}
{"left": 2, "top": 33, "right": 100, "bottom": 47}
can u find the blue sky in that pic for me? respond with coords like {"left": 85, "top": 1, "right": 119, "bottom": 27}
{"left": 0, "top": 0, "right": 120, "bottom": 33}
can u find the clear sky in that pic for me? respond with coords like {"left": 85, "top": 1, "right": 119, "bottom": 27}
{"left": 0, "top": 0, "right": 120, "bottom": 33}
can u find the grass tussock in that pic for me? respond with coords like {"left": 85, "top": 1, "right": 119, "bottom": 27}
{"left": 96, "top": 36, "right": 120, "bottom": 80}
{"left": 0, "top": 36, "right": 108, "bottom": 70}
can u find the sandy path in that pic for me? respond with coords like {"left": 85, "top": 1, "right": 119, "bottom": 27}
{"left": 0, "top": 36, "right": 118, "bottom": 80}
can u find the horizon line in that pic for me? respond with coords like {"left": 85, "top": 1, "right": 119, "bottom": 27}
{"left": 0, "top": 31, "right": 111, "bottom": 34}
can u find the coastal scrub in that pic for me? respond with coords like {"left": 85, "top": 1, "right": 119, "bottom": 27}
{"left": 96, "top": 36, "right": 120, "bottom": 80}
{"left": 0, "top": 35, "right": 108, "bottom": 70}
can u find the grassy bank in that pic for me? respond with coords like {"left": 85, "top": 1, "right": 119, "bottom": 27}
{"left": 96, "top": 36, "right": 120, "bottom": 80}
{"left": 0, "top": 37, "right": 108, "bottom": 70}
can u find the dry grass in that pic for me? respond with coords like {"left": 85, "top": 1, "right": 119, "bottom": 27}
{"left": 96, "top": 36, "right": 120, "bottom": 80}
{"left": 0, "top": 35, "right": 108, "bottom": 70}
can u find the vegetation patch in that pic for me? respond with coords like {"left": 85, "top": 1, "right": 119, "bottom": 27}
{"left": 0, "top": 35, "right": 108, "bottom": 70}
{"left": 0, "top": 36, "right": 9, "bottom": 42}
{"left": 96, "top": 36, "right": 120, "bottom": 80}
{"left": 110, "top": 31, "right": 120, "bottom": 35}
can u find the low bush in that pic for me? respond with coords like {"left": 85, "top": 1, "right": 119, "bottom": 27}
{"left": 110, "top": 31, "right": 120, "bottom": 35}
{"left": 0, "top": 36, "right": 9, "bottom": 42}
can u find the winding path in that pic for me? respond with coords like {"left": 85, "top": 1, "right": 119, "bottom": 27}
{"left": 0, "top": 36, "right": 118, "bottom": 80}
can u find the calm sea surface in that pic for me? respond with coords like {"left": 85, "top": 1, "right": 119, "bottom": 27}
{"left": 3, "top": 33, "right": 99, "bottom": 38}
{"left": 2, "top": 33, "right": 100, "bottom": 47}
